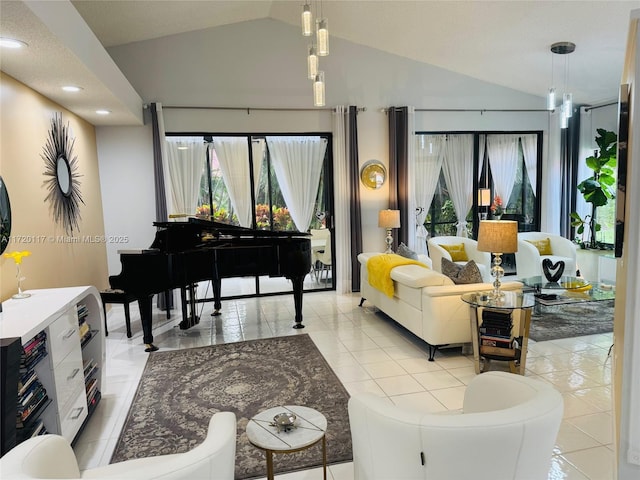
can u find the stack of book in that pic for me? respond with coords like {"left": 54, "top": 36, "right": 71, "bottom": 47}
{"left": 479, "top": 309, "right": 516, "bottom": 358}
{"left": 17, "top": 370, "right": 48, "bottom": 428}
{"left": 77, "top": 303, "right": 92, "bottom": 345}
{"left": 21, "top": 332, "right": 47, "bottom": 371}
{"left": 16, "top": 339, "right": 50, "bottom": 434}
{"left": 84, "top": 358, "right": 100, "bottom": 412}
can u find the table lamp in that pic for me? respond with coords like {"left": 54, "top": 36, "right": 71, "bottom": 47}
{"left": 378, "top": 209, "right": 400, "bottom": 254}
{"left": 477, "top": 220, "right": 518, "bottom": 298}
{"left": 478, "top": 188, "right": 491, "bottom": 221}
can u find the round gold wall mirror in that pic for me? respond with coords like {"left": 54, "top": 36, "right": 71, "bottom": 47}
{"left": 360, "top": 160, "right": 386, "bottom": 190}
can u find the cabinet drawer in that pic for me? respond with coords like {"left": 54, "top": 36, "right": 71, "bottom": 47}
{"left": 48, "top": 309, "right": 79, "bottom": 364}
{"left": 59, "top": 390, "right": 87, "bottom": 443}
{"left": 52, "top": 346, "right": 85, "bottom": 411}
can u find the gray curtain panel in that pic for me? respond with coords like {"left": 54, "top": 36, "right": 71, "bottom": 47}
{"left": 348, "top": 106, "right": 362, "bottom": 291}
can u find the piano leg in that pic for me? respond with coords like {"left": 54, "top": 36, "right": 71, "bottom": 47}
{"left": 137, "top": 295, "right": 158, "bottom": 352}
{"left": 179, "top": 284, "right": 200, "bottom": 329}
{"left": 290, "top": 275, "right": 305, "bottom": 329}
{"left": 211, "top": 278, "right": 222, "bottom": 316}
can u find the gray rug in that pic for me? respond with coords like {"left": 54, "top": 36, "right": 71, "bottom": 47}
{"left": 529, "top": 300, "right": 614, "bottom": 342}
{"left": 110, "top": 335, "right": 352, "bottom": 479}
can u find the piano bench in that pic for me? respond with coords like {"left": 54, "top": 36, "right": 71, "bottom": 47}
{"left": 100, "top": 289, "right": 137, "bottom": 338}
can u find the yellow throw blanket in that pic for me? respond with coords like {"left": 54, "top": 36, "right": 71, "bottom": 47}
{"left": 367, "top": 254, "right": 429, "bottom": 298}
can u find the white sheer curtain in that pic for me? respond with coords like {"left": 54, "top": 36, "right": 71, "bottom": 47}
{"left": 211, "top": 137, "right": 255, "bottom": 227}
{"left": 413, "top": 135, "right": 444, "bottom": 253}
{"left": 521, "top": 134, "right": 538, "bottom": 195}
{"left": 486, "top": 134, "right": 520, "bottom": 205}
{"left": 165, "top": 137, "right": 205, "bottom": 217}
{"left": 333, "top": 106, "right": 351, "bottom": 294}
{"left": 266, "top": 136, "right": 326, "bottom": 232}
{"left": 442, "top": 134, "right": 474, "bottom": 237}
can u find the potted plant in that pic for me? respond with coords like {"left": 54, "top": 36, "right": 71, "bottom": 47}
{"left": 570, "top": 128, "right": 617, "bottom": 249}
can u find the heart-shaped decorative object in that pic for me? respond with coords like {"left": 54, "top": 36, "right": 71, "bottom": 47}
{"left": 542, "top": 258, "right": 565, "bottom": 283}
{"left": 315, "top": 211, "right": 326, "bottom": 222}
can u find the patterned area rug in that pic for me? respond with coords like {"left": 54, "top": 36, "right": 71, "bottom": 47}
{"left": 529, "top": 300, "right": 614, "bottom": 342}
{"left": 111, "top": 335, "right": 352, "bottom": 479}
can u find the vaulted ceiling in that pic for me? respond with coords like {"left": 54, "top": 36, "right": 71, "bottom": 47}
{"left": 1, "top": 0, "right": 638, "bottom": 126}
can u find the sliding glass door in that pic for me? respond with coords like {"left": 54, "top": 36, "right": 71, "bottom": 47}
{"left": 167, "top": 133, "right": 334, "bottom": 298}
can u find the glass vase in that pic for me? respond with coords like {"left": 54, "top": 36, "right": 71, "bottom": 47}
{"left": 12, "top": 263, "right": 31, "bottom": 299}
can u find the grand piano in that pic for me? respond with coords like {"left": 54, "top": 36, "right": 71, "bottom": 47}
{"left": 109, "top": 218, "right": 312, "bottom": 351}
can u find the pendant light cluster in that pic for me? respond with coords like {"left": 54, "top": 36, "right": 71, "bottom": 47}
{"left": 301, "top": 1, "right": 329, "bottom": 106}
{"left": 548, "top": 41, "right": 576, "bottom": 129}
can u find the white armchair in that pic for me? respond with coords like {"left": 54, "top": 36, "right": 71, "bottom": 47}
{"left": 428, "top": 236, "right": 492, "bottom": 282}
{"left": 0, "top": 412, "right": 237, "bottom": 480}
{"left": 348, "top": 371, "right": 563, "bottom": 480}
{"left": 516, "top": 232, "right": 577, "bottom": 280}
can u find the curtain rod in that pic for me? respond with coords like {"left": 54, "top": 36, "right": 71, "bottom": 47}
{"left": 383, "top": 107, "right": 550, "bottom": 113}
{"left": 147, "top": 104, "right": 367, "bottom": 113}
{"left": 583, "top": 101, "right": 617, "bottom": 112}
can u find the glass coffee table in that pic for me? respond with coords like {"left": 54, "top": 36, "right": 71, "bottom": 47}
{"left": 521, "top": 276, "right": 614, "bottom": 308}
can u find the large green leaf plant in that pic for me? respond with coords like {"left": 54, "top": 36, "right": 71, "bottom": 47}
{"left": 570, "top": 128, "right": 617, "bottom": 248}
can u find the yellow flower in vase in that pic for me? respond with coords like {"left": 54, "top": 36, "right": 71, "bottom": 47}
{"left": 3, "top": 250, "right": 32, "bottom": 299}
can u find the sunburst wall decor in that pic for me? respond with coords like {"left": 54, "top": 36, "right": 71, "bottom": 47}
{"left": 42, "top": 113, "right": 84, "bottom": 235}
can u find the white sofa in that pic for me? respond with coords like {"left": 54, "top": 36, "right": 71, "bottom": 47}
{"left": 0, "top": 412, "right": 237, "bottom": 480}
{"left": 358, "top": 252, "right": 522, "bottom": 360}
{"left": 428, "top": 236, "right": 493, "bottom": 282}
{"left": 515, "top": 232, "right": 577, "bottom": 280}
{"left": 348, "top": 371, "right": 564, "bottom": 480}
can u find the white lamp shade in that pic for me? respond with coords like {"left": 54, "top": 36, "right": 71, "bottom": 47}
{"left": 302, "top": 4, "right": 312, "bottom": 36}
{"left": 378, "top": 209, "right": 401, "bottom": 229}
{"left": 477, "top": 220, "right": 518, "bottom": 254}
{"left": 317, "top": 18, "right": 329, "bottom": 56}
{"left": 313, "top": 71, "right": 325, "bottom": 107}
{"left": 478, "top": 188, "right": 491, "bottom": 207}
{"left": 307, "top": 45, "right": 318, "bottom": 79}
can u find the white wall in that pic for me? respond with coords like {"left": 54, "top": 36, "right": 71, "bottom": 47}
{"left": 98, "top": 17, "right": 558, "bottom": 277}
{"left": 96, "top": 125, "right": 156, "bottom": 274}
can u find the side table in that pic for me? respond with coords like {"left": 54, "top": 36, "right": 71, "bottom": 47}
{"left": 246, "top": 405, "right": 327, "bottom": 480}
{"left": 461, "top": 291, "right": 535, "bottom": 375}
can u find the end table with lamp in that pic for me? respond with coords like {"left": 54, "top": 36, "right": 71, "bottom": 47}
{"left": 462, "top": 291, "right": 536, "bottom": 375}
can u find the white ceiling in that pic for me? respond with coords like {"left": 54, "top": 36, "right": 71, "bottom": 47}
{"left": 1, "top": 0, "right": 638, "bottom": 126}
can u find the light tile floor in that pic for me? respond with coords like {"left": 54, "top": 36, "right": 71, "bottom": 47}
{"left": 73, "top": 289, "right": 615, "bottom": 480}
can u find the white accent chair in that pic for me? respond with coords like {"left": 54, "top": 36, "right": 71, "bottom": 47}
{"left": 427, "top": 236, "right": 492, "bottom": 282}
{"left": 515, "top": 232, "right": 577, "bottom": 280}
{"left": 0, "top": 412, "right": 237, "bottom": 480}
{"left": 310, "top": 228, "right": 331, "bottom": 281}
{"left": 348, "top": 371, "right": 563, "bottom": 480}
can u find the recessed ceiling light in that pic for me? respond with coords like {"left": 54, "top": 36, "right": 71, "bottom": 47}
{"left": 0, "top": 37, "right": 28, "bottom": 49}
{"left": 62, "top": 85, "right": 83, "bottom": 92}
{"left": 177, "top": 146, "right": 189, "bottom": 150}
{"left": 95, "top": 109, "right": 111, "bottom": 115}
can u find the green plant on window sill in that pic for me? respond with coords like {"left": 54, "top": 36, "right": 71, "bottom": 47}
{"left": 570, "top": 128, "right": 617, "bottom": 249}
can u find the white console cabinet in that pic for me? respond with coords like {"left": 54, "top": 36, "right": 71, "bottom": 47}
{"left": 0, "top": 286, "right": 105, "bottom": 444}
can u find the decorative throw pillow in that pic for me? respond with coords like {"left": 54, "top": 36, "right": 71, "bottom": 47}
{"left": 526, "top": 238, "right": 553, "bottom": 255}
{"left": 397, "top": 242, "right": 418, "bottom": 260}
{"left": 439, "top": 243, "right": 468, "bottom": 262}
{"left": 441, "top": 258, "right": 483, "bottom": 285}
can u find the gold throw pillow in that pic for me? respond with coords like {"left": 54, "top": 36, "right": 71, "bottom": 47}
{"left": 526, "top": 238, "right": 553, "bottom": 255}
{"left": 439, "top": 243, "right": 468, "bottom": 262}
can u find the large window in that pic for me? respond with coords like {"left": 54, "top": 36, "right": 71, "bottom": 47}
{"left": 416, "top": 131, "right": 542, "bottom": 243}
{"left": 167, "top": 133, "right": 333, "bottom": 295}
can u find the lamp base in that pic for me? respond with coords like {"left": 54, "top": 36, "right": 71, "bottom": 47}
{"left": 384, "top": 228, "right": 394, "bottom": 254}
{"left": 489, "top": 253, "right": 505, "bottom": 299}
